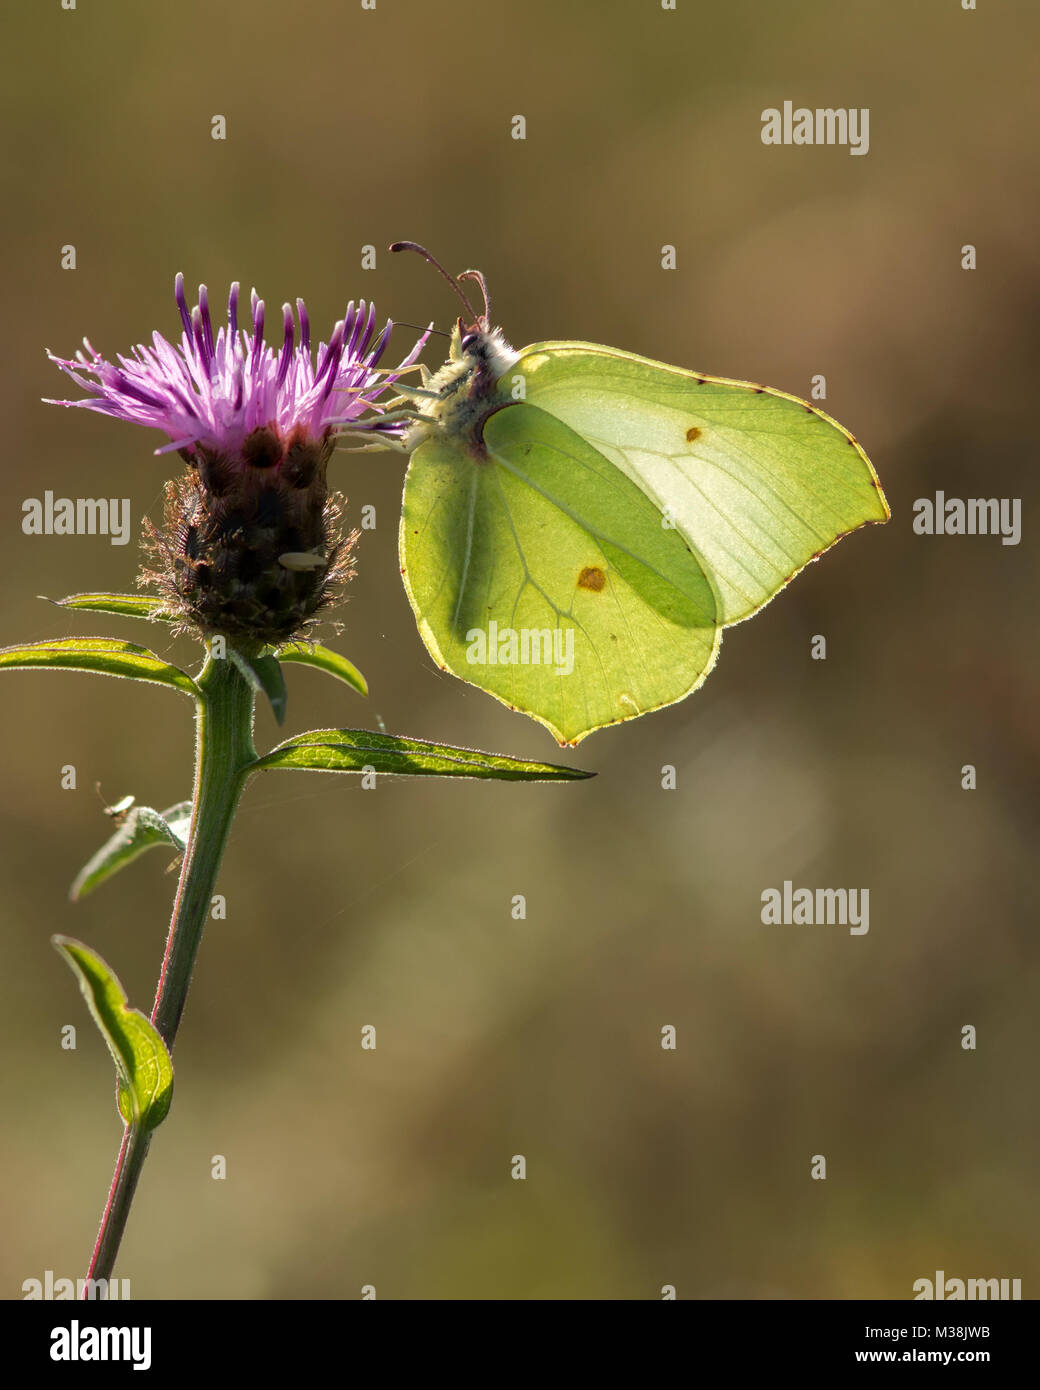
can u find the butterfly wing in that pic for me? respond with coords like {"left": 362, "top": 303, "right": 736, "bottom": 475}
{"left": 400, "top": 402, "right": 721, "bottom": 745}
{"left": 510, "top": 343, "right": 889, "bottom": 626}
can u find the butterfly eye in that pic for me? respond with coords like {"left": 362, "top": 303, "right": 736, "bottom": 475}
{"left": 461, "top": 332, "right": 479, "bottom": 352}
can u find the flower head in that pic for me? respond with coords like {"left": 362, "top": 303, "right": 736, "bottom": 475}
{"left": 47, "top": 273, "right": 422, "bottom": 455}
{"left": 46, "top": 277, "right": 427, "bottom": 646}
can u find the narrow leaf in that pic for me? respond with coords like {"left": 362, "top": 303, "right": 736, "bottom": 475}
{"left": 228, "top": 649, "right": 287, "bottom": 724}
{"left": 70, "top": 800, "right": 192, "bottom": 901}
{"left": 52, "top": 936, "right": 174, "bottom": 1131}
{"left": 45, "top": 592, "right": 174, "bottom": 621}
{"left": 251, "top": 728, "right": 593, "bottom": 782}
{"left": 275, "top": 642, "right": 368, "bottom": 698}
{"left": 0, "top": 638, "right": 199, "bottom": 695}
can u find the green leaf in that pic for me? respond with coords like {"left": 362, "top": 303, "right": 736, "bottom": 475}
{"left": 70, "top": 800, "right": 192, "bottom": 901}
{"left": 228, "top": 649, "right": 288, "bottom": 724}
{"left": 45, "top": 592, "right": 174, "bottom": 621}
{"left": 251, "top": 728, "right": 593, "bottom": 782}
{"left": 275, "top": 642, "right": 368, "bottom": 697}
{"left": 0, "top": 638, "right": 199, "bottom": 695}
{"left": 52, "top": 936, "right": 174, "bottom": 1131}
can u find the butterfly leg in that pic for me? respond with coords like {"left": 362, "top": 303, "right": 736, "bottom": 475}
{"left": 337, "top": 412, "right": 423, "bottom": 452}
{"left": 384, "top": 383, "right": 443, "bottom": 403}
{"left": 338, "top": 439, "right": 410, "bottom": 453}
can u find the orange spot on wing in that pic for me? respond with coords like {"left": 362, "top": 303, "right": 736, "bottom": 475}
{"left": 685, "top": 426, "right": 702, "bottom": 442}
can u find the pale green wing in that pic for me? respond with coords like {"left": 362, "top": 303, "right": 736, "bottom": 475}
{"left": 400, "top": 404, "right": 721, "bottom": 745}
{"left": 508, "top": 343, "right": 889, "bottom": 626}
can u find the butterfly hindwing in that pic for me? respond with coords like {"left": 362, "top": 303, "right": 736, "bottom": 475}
{"left": 400, "top": 402, "right": 721, "bottom": 745}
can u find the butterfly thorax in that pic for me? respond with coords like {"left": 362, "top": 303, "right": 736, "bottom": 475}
{"left": 405, "top": 322, "right": 520, "bottom": 457}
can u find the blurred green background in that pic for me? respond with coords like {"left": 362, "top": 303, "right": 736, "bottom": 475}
{"left": 2, "top": 0, "right": 1037, "bottom": 1299}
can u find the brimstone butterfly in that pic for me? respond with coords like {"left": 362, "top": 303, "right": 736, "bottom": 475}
{"left": 370, "top": 242, "right": 889, "bottom": 746}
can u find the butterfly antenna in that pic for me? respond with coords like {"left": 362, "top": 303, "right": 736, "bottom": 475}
{"left": 389, "top": 242, "right": 480, "bottom": 326}
{"left": 457, "top": 269, "right": 491, "bottom": 327}
{"left": 393, "top": 320, "right": 452, "bottom": 339}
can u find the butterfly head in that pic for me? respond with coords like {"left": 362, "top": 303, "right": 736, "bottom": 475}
{"left": 391, "top": 241, "right": 517, "bottom": 369}
{"left": 451, "top": 314, "right": 519, "bottom": 379}
{"left": 390, "top": 242, "right": 520, "bottom": 453}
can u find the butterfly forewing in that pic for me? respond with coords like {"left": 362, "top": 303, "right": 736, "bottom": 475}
{"left": 508, "top": 343, "right": 889, "bottom": 626}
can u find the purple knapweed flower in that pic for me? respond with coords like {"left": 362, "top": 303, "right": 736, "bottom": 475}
{"left": 46, "top": 273, "right": 422, "bottom": 455}
{"left": 46, "top": 277, "right": 428, "bottom": 645}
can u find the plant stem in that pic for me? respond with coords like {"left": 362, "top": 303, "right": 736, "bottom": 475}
{"left": 83, "top": 1119, "right": 152, "bottom": 1289}
{"left": 84, "top": 650, "right": 257, "bottom": 1290}
{"left": 151, "top": 654, "right": 257, "bottom": 1046}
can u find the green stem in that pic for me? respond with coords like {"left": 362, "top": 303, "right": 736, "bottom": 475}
{"left": 82, "top": 1121, "right": 152, "bottom": 1290}
{"left": 84, "top": 650, "right": 257, "bottom": 1289}
{"left": 151, "top": 654, "right": 257, "bottom": 1046}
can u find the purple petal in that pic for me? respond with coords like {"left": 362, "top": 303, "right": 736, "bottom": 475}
{"left": 174, "top": 273, "right": 192, "bottom": 339}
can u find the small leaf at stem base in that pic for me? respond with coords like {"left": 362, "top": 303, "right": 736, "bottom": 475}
{"left": 70, "top": 800, "right": 192, "bottom": 901}
{"left": 52, "top": 936, "right": 174, "bottom": 1131}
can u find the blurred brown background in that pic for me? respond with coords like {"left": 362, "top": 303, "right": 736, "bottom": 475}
{"left": 1, "top": 0, "right": 1037, "bottom": 1299}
